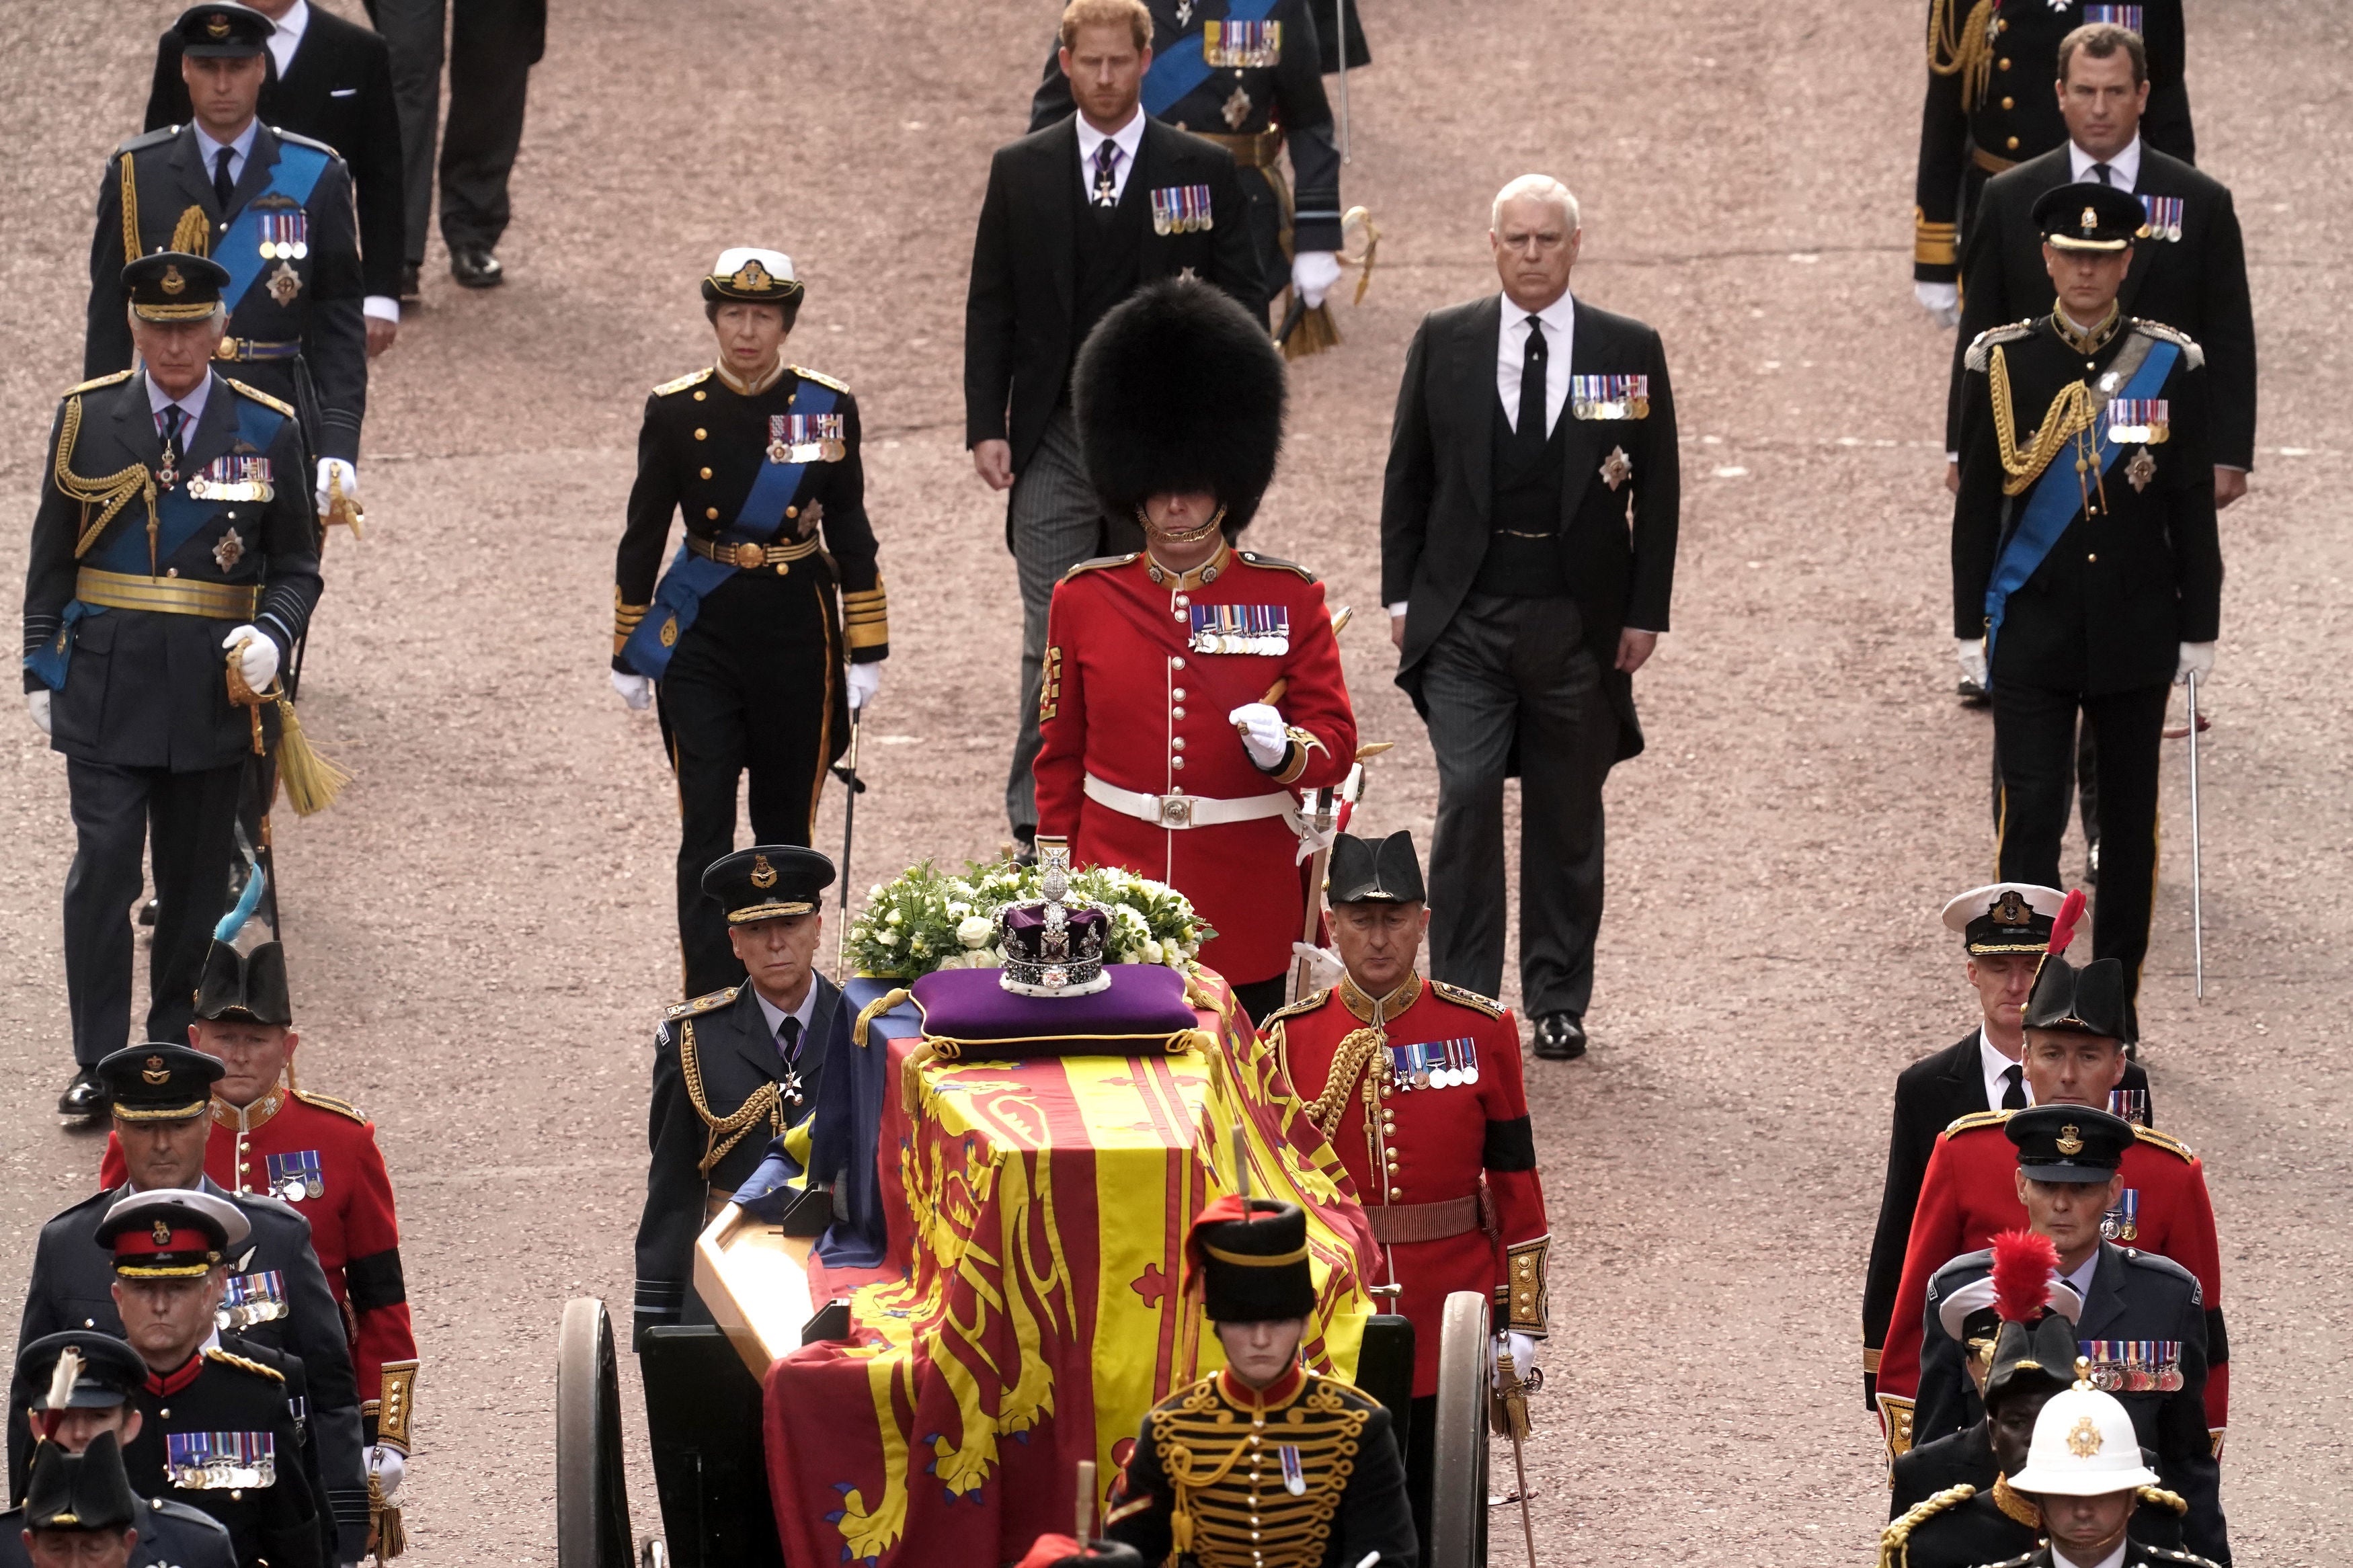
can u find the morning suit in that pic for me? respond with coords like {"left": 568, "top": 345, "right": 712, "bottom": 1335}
{"left": 1380, "top": 294, "right": 1679, "bottom": 1022}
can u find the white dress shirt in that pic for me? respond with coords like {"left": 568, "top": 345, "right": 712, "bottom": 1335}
{"left": 266, "top": 0, "right": 313, "bottom": 75}
{"left": 751, "top": 981, "right": 820, "bottom": 1064}
{"left": 2052, "top": 1540, "right": 2128, "bottom": 1568}
{"left": 1495, "top": 290, "right": 1575, "bottom": 439}
{"left": 2058, "top": 1248, "right": 2099, "bottom": 1309}
{"left": 192, "top": 117, "right": 261, "bottom": 190}
{"left": 146, "top": 367, "right": 214, "bottom": 436}
{"left": 2069, "top": 134, "right": 2143, "bottom": 192}
{"left": 1075, "top": 106, "right": 1147, "bottom": 206}
{"left": 1977, "top": 1027, "right": 2031, "bottom": 1112}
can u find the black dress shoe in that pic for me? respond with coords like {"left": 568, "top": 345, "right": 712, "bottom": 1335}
{"left": 449, "top": 244, "right": 504, "bottom": 289}
{"left": 1956, "top": 677, "right": 1990, "bottom": 706}
{"left": 1532, "top": 1013, "right": 1587, "bottom": 1061}
{"left": 399, "top": 261, "right": 422, "bottom": 303}
{"left": 57, "top": 1069, "right": 106, "bottom": 1121}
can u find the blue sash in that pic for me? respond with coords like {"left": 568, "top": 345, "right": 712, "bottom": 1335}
{"left": 28, "top": 390, "right": 288, "bottom": 690}
{"left": 217, "top": 142, "right": 332, "bottom": 315}
{"left": 1142, "top": 0, "right": 1279, "bottom": 116}
{"left": 619, "top": 378, "right": 839, "bottom": 680}
{"left": 1983, "top": 338, "right": 2179, "bottom": 675}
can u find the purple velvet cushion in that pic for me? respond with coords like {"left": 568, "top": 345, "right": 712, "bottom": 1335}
{"left": 909, "top": 964, "right": 1201, "bottom": 1057}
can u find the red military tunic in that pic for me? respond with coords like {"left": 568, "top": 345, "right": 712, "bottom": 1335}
{"left": 1034, "top": 544, "right": 1356, "bottom": 986}
{"left": 1874, "top": 1110, "right": 2225, "bottom": 1458}
{"left": 1265, "top": 971, "right": 1548, "bottom": 1397}
{"left": 103, "top": 1084, "right": 419, "bottom": 1451}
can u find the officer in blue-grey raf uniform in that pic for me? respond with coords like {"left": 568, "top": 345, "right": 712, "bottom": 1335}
{"left": 1026, "top": 0, "right": 1348, "bottom": 325}
{"left": 24, "top": 251, "right": 321, "bottom": 1120}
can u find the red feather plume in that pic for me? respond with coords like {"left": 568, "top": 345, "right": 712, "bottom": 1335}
{"left": 2046, "top": 889, "right": 2087, "bottom": 956}
{"left": 1991, "top": 1229, "right": 2059, "bottom": 1323}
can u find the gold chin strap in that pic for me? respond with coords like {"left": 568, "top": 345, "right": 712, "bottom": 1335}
{"left": 1138, "top": 502, "right": 1226, "bottom": 545}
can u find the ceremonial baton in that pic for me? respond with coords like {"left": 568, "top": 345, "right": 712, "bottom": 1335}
{"left": 1273, "top": 294, "right": 1308, "bottom": 349}
{"left": 832, "top": 704, "right": 867, "bottom": 981}
{"left": 2186, "top": 671, "right": 2205, "bottom": 999}
{"left": 1492, "top": 1341, "right": 1540, "bottom": 1568}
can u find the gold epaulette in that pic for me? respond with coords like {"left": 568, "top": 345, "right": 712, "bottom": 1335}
{"left": 1876, "top": 1483, "right": 1977, "bottom": 1568}
{"left": 653, "top": 368, "right": 713, "bottom": 397}
{"left": 63, "top": 369, "right": 135, "bottom": 397}
{"left": 1942, "top": 1108, "right": 2013, "bottom": 1139}
{"left": 1259, "top": 989, "right": 1331, "bottom": 1026}
{"left": 2130, "top": 321, "right": 2206, "bottom": 370}
{"left": 225, "top": 378, "right": 296, "bottom": 417}
{"left": 204, "top": 1348, "right": 284, "bottom": 1383}
{"left": 1061, "top": 552, "right": 1141, "bottom": 581}
{"left": 791, "top": 364, "right": 849, "bottom": 393}
{"left": 1962, "top": 321, "right": 2035, "bottom": 373}
{"left": 2138, "top": 1483, "right": 2189, "bottom": 1516}
{"left": 1235, "top": 549, "right": 1317, "bottom": 581}
{"left": 665, "top": 985, "right": 741, "bottom": 1022}
{"left": 2133, "top": 1124, "right": 2198, "bottom": 1163}
{"left": 292, "top": 1087, "right": 367, "bottom": 1124}
{"left": 1430, "top": 979, "right": 1503, "bottom": 1019}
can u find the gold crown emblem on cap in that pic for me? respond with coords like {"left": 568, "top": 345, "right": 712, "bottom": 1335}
{"left": 142, "top": 1055, "right": 170, "bottom": 1085}
{"left": 2081, "top": 206, "right": 2100, "bottom": 231}
{"left": 2066, "top": 1413, "right": 2104, "bottom": 1458}
{"left": 206, "top": 12, "right": 231, "bottom": 36}
{"left": 2057, "top": 1124, "right": 2085, "bottom": 1156}
{"left": 150, "top": 1219, "right": 173, "bottom": 1245}
{"left": 729, "top": 259, "right": 774, "bottom": 292}
{"left": 750, "top": 854, "right": 778, "bottom": 890}
{"left": 161, "top": 265, "right": 186, "bottom": 296}
{"left": 1991, "top": 889, "right": 2030, "bottom": 925}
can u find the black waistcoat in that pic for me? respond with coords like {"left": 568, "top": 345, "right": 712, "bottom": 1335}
{"left": 1474, "top": 393, "right": 1571, "bottom": 596}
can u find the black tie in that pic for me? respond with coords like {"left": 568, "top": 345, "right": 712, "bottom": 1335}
{"left": 1515, "top": 316, "right": 1548, "bottom": 456}
{"left": 2091, "top": 162, "right": 2114, "bottom": 187}
{"left": 2001, "top": 1064, "right": 2027, "bottom": 1111}
{"left": 1092, "top": 140, "right": 1119, "bottom": 208}
{"left": 776, "top": 1016, "right": 803, "bottom": 1061}
{"left": 159, "top": 404, "right": 184, "bottom": 452}
{"left": 214, "top": 145, "right": 237, "bottom": 209}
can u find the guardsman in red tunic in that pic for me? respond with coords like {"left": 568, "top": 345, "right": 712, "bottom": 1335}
{"left": 100, "top": 938, "right": 417, "bottom": 1509}
{"left": 1875, "top": 911, "right": 2224, "bottom": 1465}
{"left": 1034, "top": 278, "right": 1355, "bottom": 1020}
{"left": 1260, "top": 829, "right": 1546, "bottom": 1557}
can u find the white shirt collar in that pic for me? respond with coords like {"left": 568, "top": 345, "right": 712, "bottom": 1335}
{"left": 267, "top": 0, "right": 311, "bottom": 75}
{"left": 1075, "top": 104, "right": 1148, "bottom": 168}
{"left": 1505, "top": 290, "right": 1577, "bottom": 340}
{"left": 750, "top": 980, "right": 820, "bottom": 1052}
{"left": 2052, "top": 1535, "right": 2130, "bottom": 1568}
{"left": 1976, "top": 1026, "right": 2030, "bottom": 1111}
{"left": 2069, "top": 134, "right": 2143, "bottom": 192}
{"left": 192, "top": 116, "right": 262, "bottom": 175}
{"left": 146, "top": 368, "right": 215, "bottom": 426}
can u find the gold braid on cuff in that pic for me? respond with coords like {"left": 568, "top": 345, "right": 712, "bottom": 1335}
{"left": 376, "top": 1360, "right": 418, "bottom": 1453}
{"left": 1503, "top": 1235, "right": 1549, "bottom": 1335}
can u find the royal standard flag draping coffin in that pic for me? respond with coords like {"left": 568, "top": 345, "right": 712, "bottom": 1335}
{"left": 760, "top": 969, "right": 1378, "bottom": 1567}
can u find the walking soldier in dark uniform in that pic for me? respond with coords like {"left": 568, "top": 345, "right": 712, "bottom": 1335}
{"left": 24, "top": 252, "right": 321, "bottom": 1120}
{"left": 1025, "top": 0, "right": 1348, "bottom": 329}
{"left": 1911, "top": 0, "right": 2192, "bottom": 327}
{"left": 612, "top": 250, "right": 887, "bottom": 1000}
{"left": 1952, "top": 182, "right": 2220, "bottom": 1040}
{"left": 1103, "top": 1197, "right": 1417, "bottom": 1567}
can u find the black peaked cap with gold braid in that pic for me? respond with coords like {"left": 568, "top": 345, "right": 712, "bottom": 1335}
{"left": 97, "top": 1042, "right": 221, "bottom": 1121}
{"left": 702, "top": 843, "right": 835, "bottom": 925}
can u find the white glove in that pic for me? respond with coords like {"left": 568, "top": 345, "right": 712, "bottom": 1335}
{"left": 1915, "top": 281, "right": 1961, "bottom": 329}
{"left": 1291, "top": 250, "right": 1343, "bottom": 310}
{"left": 610, "top": 669, "right": 653, "bottom": 710}
{"left": 366, "top": 1445, "right": 405, "bottom": 1499}
{"left": 1955, "top": 636, "right": 1988, "bottom": 691}
{"left": 846, "top": 660, "right": 881, "bottom": 712}
{"left": 1228, "top": 703, "right": 1288, "bottom": 770}
{"left": 2176, "top": 642, "right": 2216, "bottom": 684}
{"left": 315, "top": 457, "right": 359, "bottom": 513}
{"left": 27, "top": 690, "right": 51, "bottom": 735}
{"left": 223, "top": 626, "right": 280, "bottom": 691}
{"left": 1490, "top": 1331, "right": 1540, "bottom": 1391}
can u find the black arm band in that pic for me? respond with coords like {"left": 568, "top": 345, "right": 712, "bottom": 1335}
{"left": 344, "top": 1247, "right": 407, "bottom": 1311}
{"left": 1482, "top": 1115, "right": 1536, "bottom": 1171}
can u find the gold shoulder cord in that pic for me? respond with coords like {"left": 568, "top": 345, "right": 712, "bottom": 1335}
{"left": 1926, "top": 0, "right": 1996, "bottom": 108}
{"left": 1988, "top": 344, "right": 2097, "bottom": 498}
{"left": 54, "top": 396, "right": 161, "bottom": 570}
{"left": 678, "top": 1018, "right": 781, "bottom": 1178}
{"left": 119, "top": 156, "right": 141, "bottom": 265}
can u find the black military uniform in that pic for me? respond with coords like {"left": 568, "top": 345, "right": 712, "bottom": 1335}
{"left": 613, "top": 252, "right": 886, "bottom": 1000}
{"left": 1913, "top": 0, "right": 2192, "bottom": 287}
{"left": 1953, "top": 183, "right": 2219, "bottom": 1038}
{"left": 9, "top": 1048, "right": 368, "bottom": 1560}
{"left": 0, "top": 1334, "right": 233, "bottom": 1568}
{"left": 1025, "top": 0, "right": 1343, "bottom": 313}
{"left": 1918, "top": 1108, "right": 2225, "bottom": 1563}
{"left": 81, "top": 1190, "right": 323, "bottom": 1568}
{"left": 85, "top": 6, "right": 366, "bottom": 470}
{"left": 24, "top": 253, "right": 322, "bottom": 1113}
{"left": 1105, "top": 1198, "right": 1416, "bottom": 1568}
{"left": 631, "top": 846, "right": 850, "bottom": 1347}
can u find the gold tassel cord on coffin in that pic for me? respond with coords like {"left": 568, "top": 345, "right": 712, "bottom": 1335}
{"left": 170, "top": 204, "right": 214, "bottom": 259}
{"left": 1988, "top": 345, "right": 2099, "bottom": 497}
{"left": 225, "top": 643, "right": 353, "bottom": 817}
{"left": 54, "top": 396, "right": 160, "bottom": 567}
{"left": 1927, "top": 0, "right": 1997, "bottom": 110}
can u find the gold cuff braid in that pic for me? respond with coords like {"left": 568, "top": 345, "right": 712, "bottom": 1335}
{"left": 1502, "top": 1235, "right": 1548, "bottom": 1335}
{"left": 376, "top": 1360, "right": 417, "bottom": 1453}
{"left": 1913, "top": 208, "right": 1958, "bottom": 268}
{"left": 614, "top": 588, "right": 649, "bottom": 657}
{"left": 842, "top": 573, "right": 889, "bottom": 652}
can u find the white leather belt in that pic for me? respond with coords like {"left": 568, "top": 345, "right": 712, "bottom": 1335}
{"left": 1084, "top": 773, "right": 1300, "bottom": 833}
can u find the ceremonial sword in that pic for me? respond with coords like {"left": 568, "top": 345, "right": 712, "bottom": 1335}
{"left": 2186, "top": 671, "right": 2205, "bottom": 999}
{"left": 832, "top": 706, "right": 867, "bottom": 980}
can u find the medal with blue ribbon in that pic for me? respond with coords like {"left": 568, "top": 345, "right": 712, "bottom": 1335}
{"left": 1187, "top": 604, "right": 1289, "bottom": 655}
{"left": 1571, "top": 374, "right": 1651, "bottom": 420}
